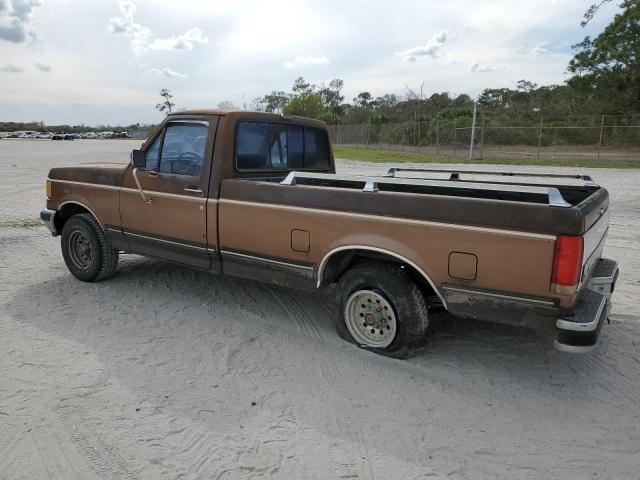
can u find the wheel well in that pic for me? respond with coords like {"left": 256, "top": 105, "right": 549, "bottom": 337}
{"left": 54, "top": 203, "right": 92, "bottom": 233}
{"left": 319, "top": 249, "right": 441, "bottom": 305}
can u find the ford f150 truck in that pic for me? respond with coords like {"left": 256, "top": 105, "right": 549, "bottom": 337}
{"left": 41, "top": 110, "right": 619, "bottom": 356}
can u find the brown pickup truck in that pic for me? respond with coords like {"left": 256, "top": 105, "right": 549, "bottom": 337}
{"left": 41, "top": 110, "right": 618, "bottom": 356}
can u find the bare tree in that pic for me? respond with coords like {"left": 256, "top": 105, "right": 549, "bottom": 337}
{"left": 155, "top": 89, "right": 175, "bottom": 115}
{"left": 217, "top": 100, "right": 238, "bottom": 111}
{"left": 249, "top": 97, "right": 266, "bottom": 112}
{"left": 405, "top": 81, "right": 426, "bottom": 101}
{"left": 581, "top": 0, "right": 614, "bottom": 26}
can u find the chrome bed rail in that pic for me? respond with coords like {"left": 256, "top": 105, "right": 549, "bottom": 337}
{"left": 384, "top": 167, "right": 598, "bottom": 189}
{"left": 280, "top": 171, "right": 573, "bottom": 207}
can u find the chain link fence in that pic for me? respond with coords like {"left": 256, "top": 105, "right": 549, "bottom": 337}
{"left": 331, "top": 112, "right": 640, "bottom": 165}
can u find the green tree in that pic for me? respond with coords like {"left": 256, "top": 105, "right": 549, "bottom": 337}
{"left": 283, "top": 93, "right": 325, "bottom": 118}
{"left": 568, "top": 0, "right": 640, "bottom": 111}
{"left": 353, "top": 92, "right": 374, "bottom": 108}
{"left": 262, "top": 90, "right": 290, "bottom": 114}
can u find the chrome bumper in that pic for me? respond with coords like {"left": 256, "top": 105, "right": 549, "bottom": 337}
{"left": 555, "top": 258, "right": 618, "bottom": 353}
{"left": 40, "top": 208, "right": 57, "bottom": 236}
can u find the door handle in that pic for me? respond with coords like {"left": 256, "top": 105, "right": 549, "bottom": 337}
{"left": 184, "top": 187, "right": 203, "bottom": 196}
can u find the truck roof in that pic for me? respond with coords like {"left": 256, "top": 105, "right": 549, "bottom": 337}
{"left": 171, "top": 110, "right": 328, "bottom": 129}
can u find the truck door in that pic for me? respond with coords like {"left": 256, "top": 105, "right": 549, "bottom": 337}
{"left": 120, "top": 117, "right": 218, "bottom": 270}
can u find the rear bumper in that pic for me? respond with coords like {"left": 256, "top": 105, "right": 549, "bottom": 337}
{"left": 40, "top": 208, "right": 58, "bottom": 236}
{"left": 554, "top": 258, "right": 618, "bottom": 353}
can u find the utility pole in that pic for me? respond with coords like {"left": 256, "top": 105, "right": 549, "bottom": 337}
{"left": 469, "top": 101, "right": 478, "bottom": 160}
{"left": 597, "top": 114, "right": 605, "bottom": 162}
{"left": 537, "top": 111, "right": 544, "bottom": 161}
{"left": 479, "top": 110, "right": 486, "bottom": 160}
{"left": 435, "top": 115, "right": 440, "bottom": 155}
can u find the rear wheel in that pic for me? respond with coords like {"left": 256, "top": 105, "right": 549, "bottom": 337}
{"left": 61, "top": 213, "right": 118, "bottom": 282}
{"left": 337, "top": 260, "right": 429, "bottom": 357}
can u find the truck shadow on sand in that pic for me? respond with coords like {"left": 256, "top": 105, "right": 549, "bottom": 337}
{"left": 7, "top": 254, "right": 629, "bottom": 380}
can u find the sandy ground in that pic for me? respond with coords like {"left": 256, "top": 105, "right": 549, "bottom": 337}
{"left": 1, "top": 139, "right": 639, "bottom": 480}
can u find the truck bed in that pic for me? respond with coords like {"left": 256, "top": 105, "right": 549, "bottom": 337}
{"left": 227, "top": 168, "right": 608, "bottom": 236}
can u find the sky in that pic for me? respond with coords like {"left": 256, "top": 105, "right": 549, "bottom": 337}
{"left": 0, "top": 0, "right": 623, "bottom": 126}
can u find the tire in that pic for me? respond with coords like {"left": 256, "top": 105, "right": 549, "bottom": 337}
{"left": 61, "top": 213, "right": 119, "bottom": 282}
{"left": 336, "top": 260, "right": 429, "bottom": 358}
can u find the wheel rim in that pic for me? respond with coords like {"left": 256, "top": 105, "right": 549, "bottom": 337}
{"left": 68, "top": 230, "right": 92, "bottom": 269}
{"left": 344, "top": 289, "right": 397, "bottom": 348}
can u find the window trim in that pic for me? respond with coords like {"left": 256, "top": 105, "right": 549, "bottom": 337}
{"left": 267, "top": 123, "right": 289, "bottom": 170}
{"left": 234, "top": 120, "right": 331, "bottom": 173}
{"left": 144, "top": 129, "right": 165, "bottom": 172}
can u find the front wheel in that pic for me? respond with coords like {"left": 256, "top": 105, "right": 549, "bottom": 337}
{"left": 61, "top": 213, "right": 119, "bottom": 282}
{"left": 337, "top": 260, "right": 429, "bottom": 357}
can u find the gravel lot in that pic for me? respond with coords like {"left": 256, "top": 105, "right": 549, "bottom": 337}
{"left": 1, "top": 139, "right": 638, "bottom": 479}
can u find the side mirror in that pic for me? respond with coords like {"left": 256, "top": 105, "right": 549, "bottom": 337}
{"left": 131, "top": 149, "right": 146, "bottom": 169}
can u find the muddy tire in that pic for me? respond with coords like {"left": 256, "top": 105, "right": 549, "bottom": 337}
{"left": 61, "top": 213, "right": 118, "bottom": 282}
{"left": 336, "top": 260, "right": 429, "bottom": 358}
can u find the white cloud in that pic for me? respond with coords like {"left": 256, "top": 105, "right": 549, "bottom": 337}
{"left": 107, "top": 0, "right": 151, "bottom": 54}
{"left": 516, "top": 43, "right": 552, "bottom": 56}
{"left": 284, "top": 56, "right": 330, "bottom": 68}
{"left": 0, "top": 63, "right": 23, "bottom": 72}
{"left": 148, "top": 27, "right": 208, "bottom": 51}
{"left": 470, "top": 61, "right": 505, "bottom": 73}
{"left": 529, "top": 45, "right": 551, "bottom": 55}
{"left": 0, "top": 0, "right": 41, "bottom": 43}
{"left": 34, "top": 62, "right": 51, "bottom": 72}
{"left": 146, "top": 66, "right": 188, "bottom": 78}
{"left": 397, "top": 31, "right": 447, "bottom": 62}
{"left": 107, "top": 0, "right": 206, "bottom": 54}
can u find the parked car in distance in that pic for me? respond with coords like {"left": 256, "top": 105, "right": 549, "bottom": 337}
{"left": 40, "top": 110, "right": 618, "bottom": 357}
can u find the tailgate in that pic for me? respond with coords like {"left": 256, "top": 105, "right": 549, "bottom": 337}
{"left": 580, "top": 206, "right": 609, "bottom": 287}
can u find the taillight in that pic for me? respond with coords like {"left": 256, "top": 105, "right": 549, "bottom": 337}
{"left": 552, "top": 235, "right": 583, "bottom": 289}
{"left": 45, "top": 179, "right": 51, "bottom": 199}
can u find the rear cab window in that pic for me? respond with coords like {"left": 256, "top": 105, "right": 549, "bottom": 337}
{"left": 236, "top": 121, "right": 330, "bottom": 172}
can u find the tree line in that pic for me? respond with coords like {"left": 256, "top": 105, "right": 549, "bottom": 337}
{"left": 0, "top": 121, "right": 156, "bottom": 136}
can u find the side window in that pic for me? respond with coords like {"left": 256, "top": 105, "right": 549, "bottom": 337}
{"left": 159, "top": 123, "right": 208, "bottom": 176}
{"left": 236, "top": 122, "right": 268, "bottom": 170}
{"left": 268, "top": 124, "right": 288, "bottom": 169}
{"left": 145, "top": 134, "right": 162, "bottom": 171}
{"left": 304, "top": 127, "right": 330, "bottom": 169}
{"left": 288, "top": 126, "right": 304, "bottom": 169}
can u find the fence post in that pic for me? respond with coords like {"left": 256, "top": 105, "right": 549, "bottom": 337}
{"left": 537, "top": 113, "right": 544, "bottom": 161}
{"left": 453, "top": 117, "right": 457, "bottom": 158}
{"left": 597, "top": 114, "right": 605, "bottom": 162}
{"left": 479, "top": 110, "right": 486, "bottom": 160}
{"left": 469, "top": 101, "right": 478, "bottom": 160}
